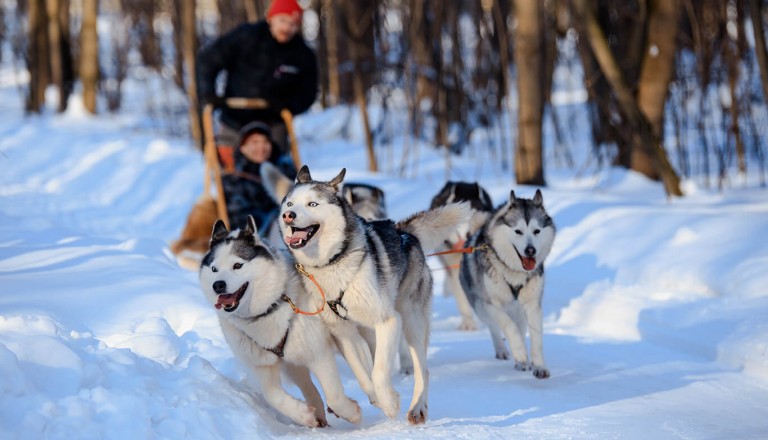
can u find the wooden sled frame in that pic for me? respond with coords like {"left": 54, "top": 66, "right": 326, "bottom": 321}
{"left": 202, "top": 98, "right": 301, "bottom": 229}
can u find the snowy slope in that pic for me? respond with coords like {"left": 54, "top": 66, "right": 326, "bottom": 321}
{"left": 1, "top": 81, "right": 768, "bottom": 439}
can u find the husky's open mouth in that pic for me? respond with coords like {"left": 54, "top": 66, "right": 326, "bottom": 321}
{"left": 215, "top": 282, "right": 249, "bottom": 312}
{"left": 513, "top": 247, "right": 537, "bottom": 272}
{"left": 284, "top": 224, "right": 319, "bottom": 249}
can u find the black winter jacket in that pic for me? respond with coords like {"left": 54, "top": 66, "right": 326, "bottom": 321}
{"left": 197, "top": 21, "right": 318, "bottom": 129}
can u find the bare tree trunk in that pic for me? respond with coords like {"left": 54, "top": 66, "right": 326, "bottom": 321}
{"left": 749, "top": 0, "right": 768, "bottom": 107}
{"left": 59, "top": 0, "right": 73, "bottom": 108}
{"left": 243, "top": 0, "right": 259, "bottom": 23}
{"left": 492, "top": 0, "right": 515, "bottom": 172}
{"left": 45, "top": 0, "right": 65, "bottom": 111}
{"left": 409, "top": 0, "right": 436, "bottom": 140}
{"left": 181, "top": 0, "right": 202, "bottom": 148}
{"left": 726, "top": 25, "right": 746, "bottom": 174}
{"left": 432, "top": 7, "right": 448, "bottom": 149}
{"left": 126, "top": 0, "right": 161, "bottom": 70}
{"left": 27, "top": 0, "right": 50, "bottom": 113}
{"left": 514, "top": 0, "right": 546, "bottom": 185}
{"left": 79, "top": 0, "right": 99, "bottom": 114}
{"left": 172, "top": 0, "right": 184, "bottom": 89}
{"left": 324, "top": 0, "right": 340, "bottom": 106}
{"left": 574, "top": 0, "right": 683, "bottom": 196}
{"left": 354, "top": 65, "right": 377, "bottom": 171}
{"left": 342, "top": 0, "right": 377, "bottom": 171}
{"left": 635, "top": 0, "right": 681, "bottom": 179}
{"left": 0, "top": 5, "right": 5, "bottom": 63}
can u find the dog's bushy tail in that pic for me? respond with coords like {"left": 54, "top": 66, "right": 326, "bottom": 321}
{"left": 260, "top": 161, "right": 294, "bottom": 204}
{"left": 396, "top": 201, "right": 471, "bottom": 252}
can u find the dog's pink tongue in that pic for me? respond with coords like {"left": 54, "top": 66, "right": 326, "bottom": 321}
{"left": 215, "top": 294, "right": 237, "bottom": 310}
{"left": 521, "top": 257, "right": 536, "bottom": 271}
{"left": 284, "top": 229, "right": 309, "bottom": 246}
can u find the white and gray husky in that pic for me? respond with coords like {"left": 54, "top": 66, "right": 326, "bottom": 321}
{"left": 199, "top": 216, "right": 361, "bottom": 427}
{"left": 278, "top": 165, "right": 470, "bottom": 424}
{"left": 459, "top": 189, "right": 555, "bottom": 379}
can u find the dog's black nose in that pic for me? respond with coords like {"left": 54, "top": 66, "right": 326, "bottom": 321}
{"left": 213, "top": 280, "right": 227, "bottom": 294}
{"left": 282, "top": 211, "right": 296, "bottom": 224}
{"left": 524, "top": 245, "right": 536, "bottom": 257}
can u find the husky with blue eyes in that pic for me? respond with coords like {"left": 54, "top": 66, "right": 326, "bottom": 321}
{"left": 278, "top": 165, "right": 470, "bottom": 425}
{"left": 460, "top": 190, "right": 556, "bottom": 379}
{"left": 199, "top": 216, "right": 360, "bottom": 428}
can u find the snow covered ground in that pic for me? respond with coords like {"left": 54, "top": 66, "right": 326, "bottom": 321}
{"left": 1, "top": 74, "right": 768, "bottom": 439}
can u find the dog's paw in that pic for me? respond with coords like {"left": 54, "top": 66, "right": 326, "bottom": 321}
{"left": 377, "top": 389, "right": 401, "bottom": 419}
{"left": 458, "top": 319, "right": 477, "bottom": 331}
{"left": 514, "top": 361, "right": 532, "bottom": 371}
{"left": 495, "top": 350, "right": 510, "bottom": 360}
{"left": 328, "top": 398, "right": 362, "bottom": 425}
{"left": 295, "top": 405, "right": 321, "bottom": 427}
{"left": 407, "top": 403, "right": 428, "bottom": 425}
{"left": 312, "top": 405, "right": 327, "bottom": 426}
{"left": 533, "top": 366, "right": 550, "bottom": 379}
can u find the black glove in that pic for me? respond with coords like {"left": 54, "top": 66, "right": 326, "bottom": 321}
{"left": 202, "top": 95, "right": 227, "bottom": 108}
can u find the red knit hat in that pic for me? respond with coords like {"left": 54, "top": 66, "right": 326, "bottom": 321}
{"left": 267, "top": 0, "right": 303, "bottom": 23}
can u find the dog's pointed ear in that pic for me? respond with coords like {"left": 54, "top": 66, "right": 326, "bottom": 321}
{"left": 533, "top": 189, "right": 544, "bottom": 206}
{"left": 329, "top": 168, "right": 346, "bottom": 190}
{"left": 211, "top": 219, "right": 229, "bottom": 243}
{"left": 245, "top": 215, "right": 258, "bottom": 236}
{"left": 510, "top": 190, "right": 517, "bottom": 201}
{"left": 296, "top": 165, "right": 312, "bottom": 184}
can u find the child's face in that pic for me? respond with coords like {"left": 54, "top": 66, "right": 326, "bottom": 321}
{"left": 240, "top": 132, "right": 272, "bottom": 164}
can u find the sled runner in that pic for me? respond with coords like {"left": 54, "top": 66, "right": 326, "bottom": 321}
{"left": 170, "top": 98, "right": 301, "bottom": 270}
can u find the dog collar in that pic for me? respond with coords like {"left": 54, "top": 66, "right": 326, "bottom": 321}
{"left": 246, "top": 295, "right": 291, "bottom": 322}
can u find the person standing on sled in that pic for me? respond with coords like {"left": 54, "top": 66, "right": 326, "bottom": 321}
{"left": 196, "top": 0, "right": 318, "bottom": 156}
{"left": 222, "top": 121, "right": 297, "bottom": 238}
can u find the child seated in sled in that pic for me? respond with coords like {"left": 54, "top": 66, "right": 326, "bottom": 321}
{"left": 221, "top": 121, "right": 297, "bottom": 237}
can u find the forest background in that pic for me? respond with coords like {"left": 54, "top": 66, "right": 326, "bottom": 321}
{"left": 6, "top": 0, "right": 767, "bottom": 194}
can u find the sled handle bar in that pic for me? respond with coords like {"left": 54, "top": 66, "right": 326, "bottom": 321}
{"left": 222, "top": 97, "right": 269, "bottom": 110}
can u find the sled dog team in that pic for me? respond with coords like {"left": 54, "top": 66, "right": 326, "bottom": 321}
{"left": 198, "top": 164, "right": 557, "bottom": 427}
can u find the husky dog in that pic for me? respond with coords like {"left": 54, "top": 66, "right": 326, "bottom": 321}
{"left": 199, "top": 216, "right": 361, "bottom": 427}
{"left": 342, "top": 183, "right": 387, "bottom": 221}
{"left": 429, "top": 181, "right": 494, "bottom": 330}
{"left": 261, "top": 162, "right": 413, "bottom": 376}
{"left": 279, "top": 166, "right": 470, "bottom": 424}
{"left": 459, "top": 190, "right": 555, "bottom": 379}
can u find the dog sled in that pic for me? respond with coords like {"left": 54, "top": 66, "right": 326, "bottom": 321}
{"left": 170, "top": 98, "right": 301, "bottom": 270}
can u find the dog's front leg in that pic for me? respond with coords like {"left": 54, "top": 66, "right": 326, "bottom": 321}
{"left": 309, "top": 350, "right": 362, "bottom": 425}
{"left": 284, "top": 364, "right": 328, "bottom": 427}
{"left": 485, "top": 304, "right": 529, "bottom": 370}
{"left": 520, "top": 279, "right": 549, "bottom": 379}
{"left": 330, "top": 323, "right": 377, "bottom": 406}
{"left": 372, "top": 313, "right": 402, "bottom": 419}
{"left": 256, "top": 364, "right": 319, "bottom": 427}
{"left": 473, "top": 302, "right": 510, "bottom": 359}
